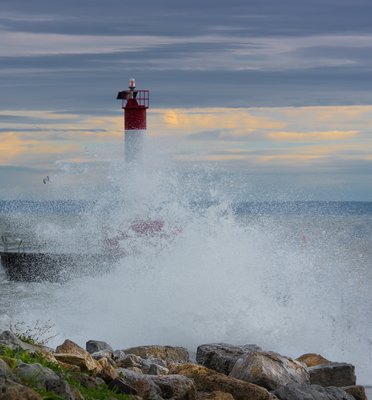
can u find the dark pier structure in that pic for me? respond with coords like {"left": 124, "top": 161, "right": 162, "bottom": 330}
{"left": 0, "top": 233, "right": 116, "bottom": 282}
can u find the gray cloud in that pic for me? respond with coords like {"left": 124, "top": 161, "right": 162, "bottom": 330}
{"left": 1, "top": 0, "right": 372, "bottom": 108}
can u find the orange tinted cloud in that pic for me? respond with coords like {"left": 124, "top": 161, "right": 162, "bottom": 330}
{"left": 1, "top": 105, "right": 371, "bottom": 170}
{"left": 258, "top": 154, "right": 325, "bottom": 163}
{"left": 159, "top": 108, "right": 285, "bottom": 136}
{"left": 267, "top": 130, "right": 359, "bottom": 141}
{"left": 0, "top": 132, "right": 77, "bottom": 165}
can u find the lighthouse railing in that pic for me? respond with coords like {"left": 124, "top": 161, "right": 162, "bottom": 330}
{"left": 121, "top": 90, "right": 149, "bottom": 108}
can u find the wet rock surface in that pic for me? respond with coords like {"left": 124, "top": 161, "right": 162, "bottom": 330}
{"left": 16, "top": 362, "right": 60, "bottom": 388}
{"left": 44, "top": 378, "right": 76, "bottom": 400}
{"left": 108, "top": 377, "right": 139, "bottom": 395}
{"left": 0, "top": 382, "right": 43, "bottom": 400}
{"left": 55, "top": 339, "right": 98, "bottom": 372}
{"left": 309, "top": 362, "right": 356, "bottom": 387}
{"left": 229, "top": 351, "right": 310, "bottom": 390}
{"left": 86, "top": 340, "right": 113, "bottom": 355}
{"left": 112, "top": 368, "right": 196, "bottom": 399}
{"left": 196, "top": 391, "right": 235, "bottom": 400}
{"left": 342, "top": 385, "right": 368, "bottom": 400}
{"left": 123, "top": 345, "right": 190, "bottom": 363}
{"left": 95, "top": 356, "right": 119, "bottom": 382}
{"left": 150, "top": 374, "right": 196, "bottom": 400}
{"left": 196, "top": 343, "right": 262, "bottom": 375}
{"left": 172, "top": 363, "right": 274, "bottom": 400}
{"left": 273, "top": 383, "right": 355, "bottom": 400}
{"left": 0, "top": 331, "right": 37, "bottom": 353}
{"left": 0, "top": 359, "right": 17, "bottom": 382}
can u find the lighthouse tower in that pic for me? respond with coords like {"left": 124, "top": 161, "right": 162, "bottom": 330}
{"left": 116, "top": 78, "right": 149, "bottom": 164}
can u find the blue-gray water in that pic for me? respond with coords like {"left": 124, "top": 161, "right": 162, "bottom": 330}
{"left": 0, "top": 199, "right": 371, "bottom": 386}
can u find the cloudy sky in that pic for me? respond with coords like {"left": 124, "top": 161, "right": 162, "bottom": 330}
{"left": 1, "top": 0, "right": 372, "bottom": 200}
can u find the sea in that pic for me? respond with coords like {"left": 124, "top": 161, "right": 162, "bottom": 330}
{"left": 0, "top": 197, "right": 371, "bottom": 391}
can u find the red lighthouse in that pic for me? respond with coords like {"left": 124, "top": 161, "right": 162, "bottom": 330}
{"left": 116, "top": 78, "right": 149, "bottom": 164}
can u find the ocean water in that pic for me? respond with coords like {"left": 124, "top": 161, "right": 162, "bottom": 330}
{"left": 0, "top": 173, "right": 371, "bottom": 386}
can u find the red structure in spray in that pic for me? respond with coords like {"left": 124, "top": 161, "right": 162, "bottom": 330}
{"left": 117, "top": 78, "right": 149, "bottom": 163}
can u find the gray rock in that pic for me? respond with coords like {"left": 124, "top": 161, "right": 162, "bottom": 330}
{"left": 273, "top": 383, "right": 355, "bottom": 400}
{"left": 146, "top": 364, "right": 169, "bottom": 375}
{"left": 196, "top": 343, "right": 262, "bottom": 375}
{"left": 117, "top": 354, "right": 152, "bottom": 373}
{"left": 148, "top": 357, "right": 168, "bottom": 367}
{"left": 0, "top": 331, "right": 38, "bottom": 352}
{"left": 114, "top": 369, "right": 159, "bottom": 398}
{"left": 0, "top": 380, "right": 43, "bottom": 399}
{"left": 75, "top": 373, "right": 105, "bottom": 389}
{"left": 112, "top": 350, "right": 126, "bottom": 361}
{"left": 123, "top": 345, "right": 189, "bottom": 363}
{"left": 151, "top": 374, "right": 196, "bottom": 400}
{"left": 229, "top": 351, "right": 310, "bottom": 391}
{"left": 0, "top": 358, "right": 18, "bottom": 381}
{"left": 90, "top": 350, "right": 114, "bottom": 362}
{"left": 309, "top": 363, "right": 356, "bottom": 387}
{"left": 115, "top": 368, "right": 195, "bottom": 399}
{"left": 108, "top": 377, "right": 138, "bottom": 395}
{"left": 342, "top": 385, "right": 368, "bottom": 400}
{"left": 14, "top": 361, "right": 75, "bottom": 399}
{"left": 16, "top": 362, "right": 60, "bottom": 389}
{"left": 86, "top": 340, "right": 113, "bottom": 355}
{"left": 172, "top": 362, "right": 275, "bottom": 400}
{"left": 45, "top": 379, "right": 75, "bottom": 400}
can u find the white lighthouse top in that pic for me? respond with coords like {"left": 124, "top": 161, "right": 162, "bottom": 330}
{"left": 129, "top": 78, "right": 136, "bottom": 89}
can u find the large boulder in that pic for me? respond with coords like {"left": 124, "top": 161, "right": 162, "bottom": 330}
{"left": 56, "top": 339, "right": 88, "bottom": 358}
{"left": 229, "top": 351, "right": 309, "bottom": 391}
{"left": 342, "top": 385, "right": 368, "bottom": 400}
{"left": 196, "top": 391, "right": 235, "bottom": 400}
{"left": 95, "top": 357, "right": 118, "bottom": 383}
{"left": 44, "top": 379, "right": 76, "bottom": 400}
{"left": 114, "top": 368, "right": 161, "bottom": 398}
{"left": 54, "top": 353, "right": 97, "bottom": 372}
{"left": 117, "top": 354, "right": 151, "bottom": 372}
{"left": 16, "top": 362, "right": 59, "bottom": 389}
{"left": 123, "top": 345, "right": 189, "bottom": 363}
{"left": 55, "top": 339, "right": 98, "bottom": 372}
{"left": 0, "top": 331, "right": 37, "bottom": 353}
{"left": 90, "top": 350, "right": 114, "bottom": 362}
{"left": 0, "top": 359, "right": 18, "bottom": 382}
{"left": 0, "top": 382, "right": 42, "bottom": 400}
{"left": 116, "top": 353, "right": 167, "bottom": 375}
{"left": 196, "top": 343, "right": 262, "bottom": 375}
{"left": 86, "top": 340, "right": 113, "bottom": 355}
{"left": 273, "top": 383, "right": 355, "bottom": 400}
{"left": 74, "top": 373, "right": 105, "bottom": 389}
{"left": 297, "top": 353, "right": 331, "bottom": 367}
{"left": 112, "top": 350, "right": 126, "bottom": 362}
{"left": 151, "top": 375, "right": 195, "bottom": 400}
{"left": 147, "top": 363, "right": 169, "bottom": 375}
{"left": 114, "top": 368, "right": 195, "bottom": 399}
{"left": 16, "top": 362, "right": 77, "bottom": 400}
{"left": 108, "top": 377, "right": 138, "bottom": 395}
{"left": 309, "top": 363, "right": 356, "bottom": 387}
{"left": 171, "top": 362, "right": 274, "bottom": 400}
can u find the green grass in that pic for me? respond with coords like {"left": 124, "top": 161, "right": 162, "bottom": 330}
{"left": 0, "top": 345, "right": 64, "bottom": 374}
{"left": 0, "top": 345, "right": 131, "bottom": 400}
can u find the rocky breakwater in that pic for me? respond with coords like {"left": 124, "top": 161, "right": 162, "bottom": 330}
{"left": 0, "top": 332, "right": 367, "bottom": 400}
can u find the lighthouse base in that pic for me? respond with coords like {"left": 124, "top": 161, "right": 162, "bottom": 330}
{"left": 125, "top": 129, "right": 145, "bottom": 164}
